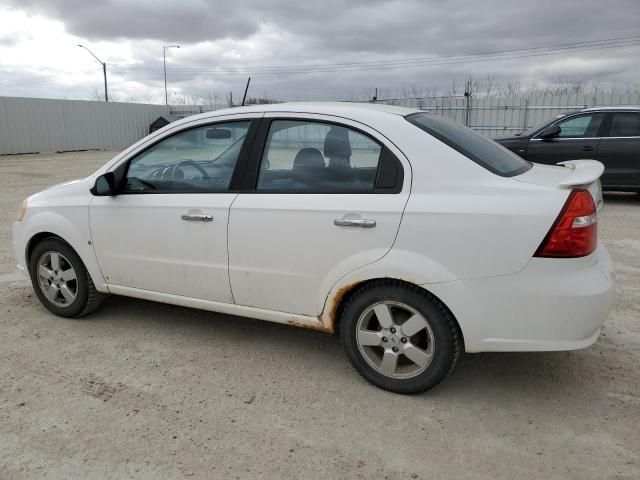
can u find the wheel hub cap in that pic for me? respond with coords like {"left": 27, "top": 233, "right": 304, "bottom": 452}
{"left": 356, "top": 301, "right": 435, "bottom": 379}
{"left": 36, "top": 251, "right": 78, "bottom": 308}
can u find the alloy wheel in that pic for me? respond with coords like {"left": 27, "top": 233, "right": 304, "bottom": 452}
{"left": 36, "top": 251, "right": 78, "bottom": 307}
{"left": 356, "top": 301, "right": 435, "bottom": 379}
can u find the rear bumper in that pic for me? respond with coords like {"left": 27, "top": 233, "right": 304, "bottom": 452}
{"left": 426, "top": 243, "right": 615, "bottom": 352}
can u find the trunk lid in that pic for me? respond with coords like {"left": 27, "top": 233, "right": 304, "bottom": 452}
{"left": 514, "top": 160, "right": 604, "bottom": 211}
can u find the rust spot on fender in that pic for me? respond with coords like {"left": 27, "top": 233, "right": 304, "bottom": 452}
{"left": 316, "top": 282, "right": 359, "bottom": 335}
{"left": 286, "top": 280, "right": 375, "bottom": 334}
{"left": 286, "top": 319, "right": 333, "bottom": 333}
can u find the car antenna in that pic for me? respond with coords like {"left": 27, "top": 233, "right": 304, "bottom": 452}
{"left": 241, "top": 77, "right": 251, "bottom": 106}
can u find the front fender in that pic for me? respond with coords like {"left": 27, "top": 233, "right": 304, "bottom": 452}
{"left": 14, "top": 209, "right": 107, "bottom": 292}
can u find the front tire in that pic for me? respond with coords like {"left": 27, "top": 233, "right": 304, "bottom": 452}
{"left": 29, "top": 237, "right": 106, "bottom": 318}
{"left": 340, "top": 280, "right": 461, "bottom": 394}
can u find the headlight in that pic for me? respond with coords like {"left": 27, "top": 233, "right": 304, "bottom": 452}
{"left": 17, "top": 199, "right": 27, "bottom": 221}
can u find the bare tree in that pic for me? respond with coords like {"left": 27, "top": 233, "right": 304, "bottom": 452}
{"left": 141, "top": 93, "right": 154, "bottom": 104}
{"left": 363, "top": 87, "right": 377, "bottom": 101}
{"left": 90, "top": 88, "right": 104, "bottom": 102}
{"left": 364, "top": 76, "right": 639, "bottom": 103}
{"left": 424, "top": 86, "right": 439, "bottom": 98}
{"left": 171, "top": 92, "right": 200, "bottom": 105}
{"left": 203, "top": 91, "right": 222, "bottom": 108}
{"left": 482, "top": 74, "right": 498, "bottom": 97}
{"left": 447, "top": 78, "right": 459, "bottom": 96}
{"left": 503, "top": 77, "right": 522, "bottom": 97}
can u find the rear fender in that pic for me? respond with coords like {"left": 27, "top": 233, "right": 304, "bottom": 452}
{"left": 317, "top": 249, "right": 457, "bottom": 332}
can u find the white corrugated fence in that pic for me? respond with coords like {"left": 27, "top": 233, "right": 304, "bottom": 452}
{"left": 1, "top": 93, "right": 639, "bottom": 154}
{"left": 0, "top": 97, "right": 169, "bottom": 155}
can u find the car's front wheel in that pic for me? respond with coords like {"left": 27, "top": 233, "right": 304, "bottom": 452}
{"left": 29, "top": 237, "right": 106, "bottom": 318}
{"left": 340, "top": 280, "right": 462, "bottom": 394}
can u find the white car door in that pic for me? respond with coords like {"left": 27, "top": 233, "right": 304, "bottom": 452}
{"left": 228, "top": 115, "right": 410, "bottom": 316}
{"left": 90, "top": 118, "right": 258, "bottom": 302}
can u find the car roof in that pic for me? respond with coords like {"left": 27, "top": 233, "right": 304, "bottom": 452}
{"left": 173, "top": 102, "right": 422, "bottom": 127}
{"left": 580, "top": 105, "right": 640, "bottom": 112}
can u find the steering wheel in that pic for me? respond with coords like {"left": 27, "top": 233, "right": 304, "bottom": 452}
{"left": 172, "top": 160, "right": 210, "bottom": 181}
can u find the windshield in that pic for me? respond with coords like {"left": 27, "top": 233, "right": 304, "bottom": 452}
{"left": 406, "top": 113, "right": 532, "bottom": 177}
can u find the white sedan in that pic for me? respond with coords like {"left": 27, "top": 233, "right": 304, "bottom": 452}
{"left": 12, "top": 103, "right": 615, "bottom": 393}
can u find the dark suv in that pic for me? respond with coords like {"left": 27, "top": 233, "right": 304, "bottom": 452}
{"left": 495, "top": 106, "right": 640, "bottom": 192}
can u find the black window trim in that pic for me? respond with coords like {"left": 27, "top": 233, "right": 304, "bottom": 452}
{"left": 114, "top": 118, "right": 261, "bottom": 195}
{"left": 238, "top": 116, "right": 404, "bottom": 194}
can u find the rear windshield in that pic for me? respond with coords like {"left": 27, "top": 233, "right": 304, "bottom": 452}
{"left": 406, "top": 113, "right": 532, "bottom": 177}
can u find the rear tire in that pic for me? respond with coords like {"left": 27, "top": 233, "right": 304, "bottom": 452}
{"left": 340, "top": 280, "right": 461, "bottom": 394}
{"left": 29, "top": 237, "right": 106, "bottom": 318}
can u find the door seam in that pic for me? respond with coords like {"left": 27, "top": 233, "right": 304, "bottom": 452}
{"left": 227, "top": 193, "right": 240, "bottom": 304}
{"left": 86, "top": 196, "right": 110, "bottom": 292}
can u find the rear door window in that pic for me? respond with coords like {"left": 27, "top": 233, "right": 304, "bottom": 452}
{"left": 256, "top": 120, "right": 383, "bottom": 192}
{"left": 405, "top": 113, "right": 531, "bottom": 177}
{"left": 606, "top": 112, "right": 640, "bottom": 137}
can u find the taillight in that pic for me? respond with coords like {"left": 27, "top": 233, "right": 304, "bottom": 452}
{"left": 535, "top": 189, "right": 597, "bottom": 258}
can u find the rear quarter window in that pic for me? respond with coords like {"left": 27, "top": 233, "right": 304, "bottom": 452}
{"left": 406, "top": 113, "right": 532, "bottom": 177}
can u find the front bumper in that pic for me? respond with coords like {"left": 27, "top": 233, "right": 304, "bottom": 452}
{"left": 426, "top": 243, "right": 615, "bottom": 352}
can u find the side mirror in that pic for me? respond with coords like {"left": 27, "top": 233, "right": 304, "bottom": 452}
{"left": 540, "top": 124, "right": 561, "bottom": 139}
{"left": 90, "top": 172, "right": 117, "bottom": 196}
{"left": 206, "top": 128, "right": 231, "bottom": 139}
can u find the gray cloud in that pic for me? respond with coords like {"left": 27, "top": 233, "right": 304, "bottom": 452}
{"left": 1, "top": 0, "right": 639, "bottom": 102}
{"left": 9, "top": 0, "right": 639, "bottom": 50}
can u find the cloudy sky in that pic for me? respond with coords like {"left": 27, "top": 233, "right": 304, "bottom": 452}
{"left": 0, "top": 0, "right": 639, "bottom": 104}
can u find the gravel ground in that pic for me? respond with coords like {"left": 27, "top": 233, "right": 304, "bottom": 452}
{"left": 0, "top": 151, "right": 639, "bottom": 479}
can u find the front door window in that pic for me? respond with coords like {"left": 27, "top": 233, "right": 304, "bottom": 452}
{"left": 126, "top": 121, "right": 251, "bottom": 192}
{"left": 555, "top": 114, "right": 604, "bottom": 138}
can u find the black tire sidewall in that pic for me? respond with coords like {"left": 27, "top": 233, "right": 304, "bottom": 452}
{"left": 340, "top": 283, "right": 457, "bottom": 394}
{"left": 29, "top": 238, "right": 90, "bottom": 318}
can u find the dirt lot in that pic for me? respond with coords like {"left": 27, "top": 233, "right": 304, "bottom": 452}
{"left": 1, "top": 151, "right": 639, "bottom": 479}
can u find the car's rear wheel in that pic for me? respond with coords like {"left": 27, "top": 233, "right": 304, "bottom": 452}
{"left": 340, "top": 280, "right": 461, "bottom": 394}
{"left": 29, "top": 238, "right": 106, "bottom": 318}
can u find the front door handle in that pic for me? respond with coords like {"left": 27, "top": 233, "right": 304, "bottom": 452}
{"left": 181, "top": 213, "right": 213, "bottom": 222}
{"left": 334, "top": 218, "right": 376, "bottom": 228}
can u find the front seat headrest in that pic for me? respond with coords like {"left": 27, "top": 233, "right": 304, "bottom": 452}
{"left": 293, "top": 148, "right": 325, "bottom": 170}
{"left": 324, "top": 126, "right": 352, "bottom": 160}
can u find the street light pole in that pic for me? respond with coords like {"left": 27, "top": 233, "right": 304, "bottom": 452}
{"left": 163, "top": 45, "right": 180, "bottom": 105}
{"left": 102, "top": 63, "right": 108, "bottom": 102}
{"left": 78, "top": 44, "right": 108, "bottom": 102}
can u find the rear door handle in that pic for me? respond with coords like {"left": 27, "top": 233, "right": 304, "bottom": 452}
{"left": 181, "top": 214, "right": 213, "bottom": 222}
{"left": 581, "top": 145, "right": 594, "bottom": 151}
{"left": 334, "top": 218, "right": 376, "bottom": 228}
